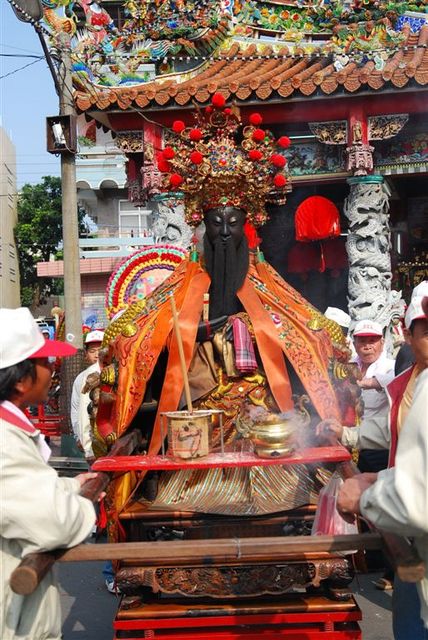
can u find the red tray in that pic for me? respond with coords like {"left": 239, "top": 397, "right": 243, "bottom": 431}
{"left": 92, "top": 445, "right": 351, "bottom": 473}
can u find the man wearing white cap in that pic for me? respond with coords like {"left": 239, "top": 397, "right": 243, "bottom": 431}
{"left": 352, "top": 319, "right": 395, "bottom": 473}
{"left": 0, "top": 308, "right": 96, "bottom": 640}
{"left": 337, "top": 291, "right": 428, "bottom": 639}
{"left": 325, "top": 307, "right": 356, "bottom": 359}
{"left": 70, "top": 329, "right": 104, "bottom": 461}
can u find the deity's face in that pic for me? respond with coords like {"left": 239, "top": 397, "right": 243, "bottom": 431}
{"left": 203, "top": 207, "right": 246, "bottom": 248}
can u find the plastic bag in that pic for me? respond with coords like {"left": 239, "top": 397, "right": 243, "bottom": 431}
{"left": 311, "top": 472, "right": 359, "bottom": 536}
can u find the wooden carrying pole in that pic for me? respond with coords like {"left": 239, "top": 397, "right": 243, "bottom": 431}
{"left": 10, "top": 430, "right": 142, "bottom": 597}
{"left": 11, "top": 533, "right": 384, "bottom": 596}
{"left": 170, "top": 294, "right": 193, "bottom": 412}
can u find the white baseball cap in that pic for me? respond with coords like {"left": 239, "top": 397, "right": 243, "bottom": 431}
{"left": 353, "top": 319, "right": 383, "bottom": 337}
{"left": 404, "top": 296, "right": 427, "bottom": 329}
{"left": 325, "top": 307, "right": 350, "bottom": 329}
{"left": 0, "top": 307, "right": 76, "bottom": 370}
{"left": 85, "top": 330, "right": 104, "bottom": 344}
{"left": 411, "top": 281, "right": 428, "bottom": 299}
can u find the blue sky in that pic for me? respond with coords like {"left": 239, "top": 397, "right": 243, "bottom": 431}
{"left": 1, "top": 0, "right": 61, "bottom": 187}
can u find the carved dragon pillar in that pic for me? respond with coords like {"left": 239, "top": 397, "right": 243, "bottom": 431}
{"left": 344, "top": 175, "right": 392, "bottom": 327}
{"left": 309, "top": 114, "right": 408, "bottom": 333}
{"left": 343, "top": 114, "right": 408, "bottom": 329}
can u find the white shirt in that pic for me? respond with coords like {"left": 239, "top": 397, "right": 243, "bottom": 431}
{"left": 2, "top": 401, "right": 51, "bottom": 462}
{"left": 0, "top": 407, "right": 95, "bottom": 639}
{"left": 354, "top": 351, "right": 395, "bottom": 420}
{"left": 70, "top": 362, "right": 100, "bottom": 455}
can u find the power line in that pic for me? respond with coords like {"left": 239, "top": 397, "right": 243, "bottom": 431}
{"left": 0, "top": 42, "right": 40, "bottom": 55}
{"left": 0, "top": 57, "right": 44, "bottom": 80}
{"left": 0, "top": 53, "right": 43, "bottom": 58}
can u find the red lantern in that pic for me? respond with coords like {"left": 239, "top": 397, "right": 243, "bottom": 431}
{"left": 295, "top": 196, "right": 341, "bottom": 242}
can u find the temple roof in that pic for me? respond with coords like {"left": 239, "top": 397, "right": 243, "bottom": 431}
{"left": 75, "top": 24, "right": 428, "bottom": 112}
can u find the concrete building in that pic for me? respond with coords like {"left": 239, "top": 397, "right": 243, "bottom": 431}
{"left": 0, "top": 126, "right": 20, "bottom": 307}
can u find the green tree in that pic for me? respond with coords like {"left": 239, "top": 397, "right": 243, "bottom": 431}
{"left": 14, "top": 176, "right": 88, "bottom": 308}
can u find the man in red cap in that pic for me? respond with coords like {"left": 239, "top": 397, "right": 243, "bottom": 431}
{"left": 0, "top": 307, "right": 97, "bottom": 640}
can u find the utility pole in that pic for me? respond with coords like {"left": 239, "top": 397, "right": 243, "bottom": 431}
{"left": 58, "top": 34, "right": 83, "bottom": 352}
{"left": 10, "top": 3, "right": 84, "bottom": 440}
{"left": 56, "top": 35, "right": 85, "bottom": 441}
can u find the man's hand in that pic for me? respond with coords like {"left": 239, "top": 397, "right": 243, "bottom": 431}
{"left": 315, "top": 419, "right": 343, "bottom": 444}
{"left": 357, "top": 377, "right": 381, "bottom": 390}
{"left": 196, "top": 315, "right": 228, "bottom": 342}
{"left": 337, "top": 473, "right": 378, "bottom": 522}
{"left": 75, "top": 472, "right": 106, "bottom": 501}
{"left": 76, "top": 472, "right": 98, "bottom": 488}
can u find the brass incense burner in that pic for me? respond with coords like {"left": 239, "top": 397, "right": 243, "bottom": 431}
{"left": 236, "top": 400, "right": 310, "bottom": 459}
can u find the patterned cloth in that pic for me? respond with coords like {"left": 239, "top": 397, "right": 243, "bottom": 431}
{"left": 232, "top": 317, "right": 257, "bottom": 373}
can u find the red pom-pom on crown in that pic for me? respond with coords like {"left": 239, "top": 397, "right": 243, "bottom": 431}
{"left": 162, "top": 146, "right": 175, "bottom": 160}
{"left": 172, "top": 120, "right": 185, "bottom": 133}
{"left": 249, "top": 113, "right": 263, "bottom": 126}
{"left": 270, "top": 153, "right": 286, "bottom": 168}
{"left": 273, "top": 174, "right": 287, "bottom": 188}
{"left": 252, "top": 128, "right": 265, "bottom": 142}
{"left": 190, "top": 151, "right": 204, "bottom": 164}
{"left": 278, "top": 136, "right": 291, "bottom": 148}
{"left": 170, "top": 173, "right": 183, "bottom": 188}
{"left": 189, "top": 128, "right": 203, "bottom": 142}
{"left": 249, "top": 149, "right": 263, "bottom": 161}
{"left": 212, "top": 93, "right": 226, "bottom": 108}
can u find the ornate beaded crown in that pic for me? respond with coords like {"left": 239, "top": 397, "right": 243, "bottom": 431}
{"left": 157, "top": 94, "right": 292, "bottom": 227}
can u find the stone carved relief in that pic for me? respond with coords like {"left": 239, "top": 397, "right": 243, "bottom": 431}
{"left": 308, "top": 121, "right": 348, "bottom": 145}
{"left": 344, "top": 179, "right": 402, "bottom": 332}
{"left": 151, "top": 199, "right": 193, "bottom": 249}
{"left": 368, "top": 114, "right": 409, "bottom": 141}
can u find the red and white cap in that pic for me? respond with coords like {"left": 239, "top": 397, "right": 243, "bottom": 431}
{"left": 404, "top": 296, "right": 426, "bottom": 329}
{"left": 353, "top": 319, "right": 383, "bottom": 337}
{"left": 0, "top": 307, "right": 76, "bottom": 369}
{"left": 85, "top": 330, "right": 104, "bottom": 344}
